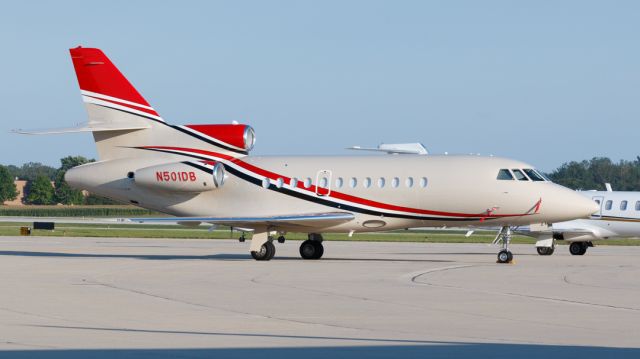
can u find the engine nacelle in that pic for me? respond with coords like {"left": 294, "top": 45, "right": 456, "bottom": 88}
{"left": 134, "top": 162, "right": 225, "bottom": 192}
{"left": 183, "top": 124, "right": 255, "bottom": 152}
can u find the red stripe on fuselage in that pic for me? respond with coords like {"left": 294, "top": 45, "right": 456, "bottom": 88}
{"left": 140, "top": 146, "right": 532, "bottom": 219}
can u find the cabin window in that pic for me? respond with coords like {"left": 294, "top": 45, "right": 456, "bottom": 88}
{"left": 304, "top": 177, "right": 312, "bottom": 188}
{"left": 290, "top": 177, "right": 298, "bottom": 188}
{"left": 275, "top": 178, "right": 284, "bottom": 188}
{"left": 420, "top": 177, "right": 428, "bottom": 188}
{"left": 512, "top": 169, "right": 528, "bottom": 181}
{"left": 497, "top": 169, "right": 514, "bottom": 180}
{"left": 620, "top": 200, "right": 628, "bottom": 211}
{"left": 392, "top": 177, "right": 400, "bottom": 188}
{"left": 605, "top": 200, "right": 613, "bottom": 210}
{"left": 378, "top": 177, "right": 385, "bottom": 188}
{"left": 335, "top": 177, "right": 344, "bottom": 188}
{"left": 364, "top": 177, "right": 372, "bottom": 188}
{"left": 406, "top": 177, "right": 414, "bottom": 188}
{"left": 523, "top": 169, "right": 545, "bottom": 181}
{"left": 636, "top": 201, "right": 640, "bottom": 211}
{"left": 350, "top": 177, "right": 357, "bottom": 188}
{"left": 262, "top": 178, "right": 271, "bottom": 189}
{"left": 319, "top": 176, "right": 329, "bottom": 188}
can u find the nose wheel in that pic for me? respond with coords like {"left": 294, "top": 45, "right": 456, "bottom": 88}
{"left": 497, "top": 249, "right": 513, "bottom": 263}
{"left": 494, "top": 226, "right": 514, "bottom": 263}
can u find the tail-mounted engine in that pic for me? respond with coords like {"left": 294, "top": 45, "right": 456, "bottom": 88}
{"left": 183, "top": 124, "right": 256, "bottom": 153}
{"left": 134, "top": 162, "right": 225, "bottom": 192}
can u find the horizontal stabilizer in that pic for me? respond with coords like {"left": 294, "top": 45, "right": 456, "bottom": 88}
{"left": 13, "top": 122, "right": 150, "bottom": 135}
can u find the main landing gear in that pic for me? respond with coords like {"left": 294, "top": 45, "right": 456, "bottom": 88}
{"left": 247, "top": 232, "right": 325, "bottom": 261}
{"left": 251, "top": 240, "right": 276, "bottom": 261}
{"left": 494, "top": 226, "right": 514, "bottom": 264}
{"left": 536, "top": 246, "right": 555, "bottom": 256}
{"left": 569, "top": 241, "right": 591, "bottom": 255}
{"left": 299, "top": 233, "right": 324, "bottom": 260}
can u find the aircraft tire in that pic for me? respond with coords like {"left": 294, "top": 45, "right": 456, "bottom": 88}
{"left": 580, "top": 242, "right": 588, "bottom": 255}
{"left": 251, "top": 241, "right": 276, "bottom": 261}
{"left": 277, "top": 235, "right": 286, "bottom": 243}
{"left": 569, "top": 242, "right": 587, "bottom": 256}
{"left": 497, "top": 250, "right": 512, "bottom": 263}
{"left": 300, "top": 239, "right": 323, "bottom": 260}
{"left": 312, "top": 241, "right": 324, "bottom": 259}
{"left": 537, "top": 247, "right": 555, "bottom": 256}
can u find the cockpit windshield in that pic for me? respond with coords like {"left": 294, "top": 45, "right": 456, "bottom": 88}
{"left": 496, "top": 168, "right": 550, "bottom": 182}
{"left": 512, "top": 169, "right": 528, "bottom": 181}
{"left": 523, "top": 169, "right": 545, "bottom": 181}
{"left": 497, "top": 169, "right": 514, "bottom": 180}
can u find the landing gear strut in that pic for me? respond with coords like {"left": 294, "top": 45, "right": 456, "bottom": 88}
{"left": 300, "top": 233, "right": 324, "bottom": 259}
{"left": 494, "top": 226, "right": 514, "bottom": 263}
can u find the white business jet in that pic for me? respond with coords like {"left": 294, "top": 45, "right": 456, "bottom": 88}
{"left": 17, "top": 47, "right": 598, "bottom": 262}
{"left": 529, "top": 184, "right": 640, "bottom": 255}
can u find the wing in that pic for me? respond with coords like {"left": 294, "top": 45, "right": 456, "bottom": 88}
{"left": 0, "top": 216, "right": 140, "bottom": 225}
{"left": 129, "top": 212, "right": 355, "bottom": 231}
{"left": 516, "top": 220, "right": 602, "bottom": 241}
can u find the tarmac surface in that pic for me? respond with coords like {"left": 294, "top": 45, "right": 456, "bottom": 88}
{"left": 0, "top": 236, "right": 639, "bottom": 358}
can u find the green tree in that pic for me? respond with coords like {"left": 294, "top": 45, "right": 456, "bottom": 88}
{"left": 26, "top": 175, "right": 55, "bottom": 205}
{"left": 0, "top": 165, "right": 18, "bottom": 204}
{"left": 54, "top": 156, "right": 92, "bottom": 205}
{"left": 549, "top": 157, "right": 640, "bottom": 191}
{"left": 14, "top": 162, "right": 56, "bottom": 181}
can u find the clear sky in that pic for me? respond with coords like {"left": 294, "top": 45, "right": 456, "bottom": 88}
{"left": 1, "top": 1, "right": 638, "bottom": 171}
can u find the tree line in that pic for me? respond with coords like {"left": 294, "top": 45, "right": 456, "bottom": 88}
{"left": 547, "top": 157, "right": 640, "bottom": 191}
{"left": 1, "top": 156, "right": 640, "bottom": 205}
{"left": 0, "top": 156, "right": 117, "bottom": 205}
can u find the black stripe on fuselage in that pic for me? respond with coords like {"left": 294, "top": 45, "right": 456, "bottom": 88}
{"left": 223, "top": 164, "right": 482, "bottom": 222}
{"left": 139, "top": 147, "right": 488, "bottom": 222}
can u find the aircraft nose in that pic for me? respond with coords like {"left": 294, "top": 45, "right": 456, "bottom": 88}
{"left": 562, "top": 190, "right": 599, "bottom": 220}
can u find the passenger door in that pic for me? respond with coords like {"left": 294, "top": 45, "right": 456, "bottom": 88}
{"left": 591, "top": 196, "right": 604, "bottom": 218}
{"left": 315, "top": 170, "right": 332, "bottom": 196}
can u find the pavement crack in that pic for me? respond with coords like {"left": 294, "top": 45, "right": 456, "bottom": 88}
{"left": 85, "top": 279, "right": 374, "bottom": 333}
{"left": 411, "top": 266, "right": 640, "bottom": 313}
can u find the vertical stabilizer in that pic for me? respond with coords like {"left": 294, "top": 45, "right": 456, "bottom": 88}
{"left": 69, "top": 47, "right": 166, "bottom": 160}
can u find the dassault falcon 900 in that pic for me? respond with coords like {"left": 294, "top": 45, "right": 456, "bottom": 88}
{"left": 20, "top": 47, "right": 598, "bottom": 263}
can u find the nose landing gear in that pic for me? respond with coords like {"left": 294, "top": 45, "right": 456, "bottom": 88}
{"left": 494, "top": 226, "right": 514, "bottom": 264}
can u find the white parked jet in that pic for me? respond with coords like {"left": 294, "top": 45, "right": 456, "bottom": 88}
{"left": 20, "top": 47, "right": 598, "bottom": 262}
{"left": 529, "top": 187, "right": 640, "bottom": 255}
